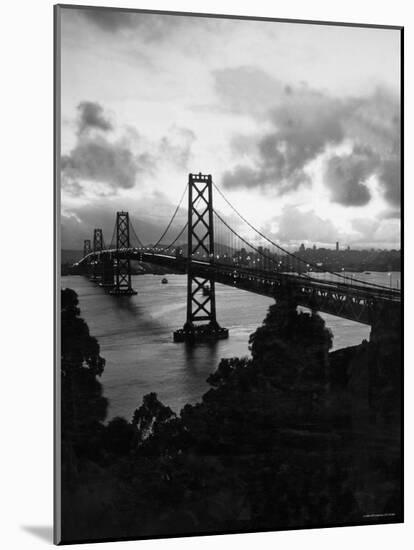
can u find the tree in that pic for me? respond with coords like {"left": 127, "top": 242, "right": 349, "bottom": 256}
{"left": 249, "top": 299, "right": 333, "bottom": 392}
{"left": 61, "top": 288, "right": 107, "bottom": 459}
{"left": 207, "top": 357, "right": 254, "bottom": 390}
{"left": 103, "top": 417, "right": 135, "bottom": 456}
{"left": 132, "top": 392, "right": 176, "bottom": 443}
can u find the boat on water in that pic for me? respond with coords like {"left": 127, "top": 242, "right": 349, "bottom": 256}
{"left": 161, "top": 277, "right": 168, "bottom": 284}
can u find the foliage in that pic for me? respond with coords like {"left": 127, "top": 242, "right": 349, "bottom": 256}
{"left": 249, "top": 300, "right": 333, "bottom": 391}
{"left": 60, "top": 291, "right": 401, "bottom": 542}
{"left": 60, "top": 288, "right": 107, "bottom": 459}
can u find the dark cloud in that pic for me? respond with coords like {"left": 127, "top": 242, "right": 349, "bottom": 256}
{"left": 219, "top": 68, "right": 400, "bottom": 210}
{"left": 77, "top": 101, "right": 113, "bottom": 134}
{"left": 81, "top": 9, "right": 202, "bottom": 41}
{"left": 223, "top": 85, "right": 347, "bottom": 193}
{"left": 82, "top": 9, "right": 140, "bottom": 32}
{"left": 222, "top": 165, "right": 267, "bottom": 190}
{"left": 378, "top": 158, "right": 401, "bottom": 207}
{"left": 61, "top": 135, "right": 151, "bottom": 194}
{"left": 62, "top": 102, "right": 153, "bottom": 195}
{"left": 324, "top": 148, "right": 377, "bottom": 207}
{"left": 62, "top": 103, "right": 195, "bottom": 197}
{"left": 342, "top": 89, "right": 401, "bottom": 209}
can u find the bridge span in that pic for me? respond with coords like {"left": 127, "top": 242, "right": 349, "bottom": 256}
{"left": 77, "top": 248, "right": 400, "bottom": 330}
{"left": 73, "top": 173, "right": 401, "bottom": 343}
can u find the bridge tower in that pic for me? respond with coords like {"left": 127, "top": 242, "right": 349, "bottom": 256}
{"left": 110, "top": 211, "right": 137, "bottom": 295}
{"left": 83, "top": 239, "right": 92, "bottom": 277}
{"left": 91, "top": 228, "right": 104, "bottom": 282}
{"left": 83, "top": 239, "right": 91, "bottom": 257}
{"left": 174, "top": 173, "right": 228, "bottom": 342}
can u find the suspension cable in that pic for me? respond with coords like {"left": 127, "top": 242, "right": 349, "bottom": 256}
{"left": 159, "top": 222, "right": 188, "bottom": 253}
{"left": 109, "top": 221, "right": 117, "bottom": 249}
{"left": 213, "top": 209, "right": 312, "bottom": 278}
{"left": 158, "top": 194, "right": 203, "bottom": 254}
{"left": 212, "top": 181, "right": 397, "bottom": 291}
{"left": 129, "top": 218, "right": 144, "bottom": 248}
{"left": 152, "top": 184, "right": 188, "bottom": 249}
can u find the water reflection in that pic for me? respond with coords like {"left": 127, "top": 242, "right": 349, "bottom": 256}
{"left": 61, "top": 273, "right": 397, "bottom": 419}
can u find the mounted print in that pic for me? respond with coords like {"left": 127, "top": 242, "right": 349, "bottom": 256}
{"left": 54, "top": 4, "right": 403, "bottom": 545}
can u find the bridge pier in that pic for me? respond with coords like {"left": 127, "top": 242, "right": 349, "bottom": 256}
{"left": 174, "top": 173, "right": 228, "bottom": 343}
{"left": 109, "top": 211, "right": 137, "bottom": 296}
{"left": 100, "top": 254, "right": 115, "bottom": 290}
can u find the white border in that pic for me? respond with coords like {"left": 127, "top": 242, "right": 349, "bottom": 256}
{"left": 1, "top": 1, "right": 411, "bottom": 548}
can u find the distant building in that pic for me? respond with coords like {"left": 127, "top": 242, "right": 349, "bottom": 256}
{"left": 336, "top": 241, "right": 339, "bottom": 251}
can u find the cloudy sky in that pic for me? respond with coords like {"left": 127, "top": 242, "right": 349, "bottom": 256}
{"left": 59, "top": 7, "right": 401, "bottom": 250}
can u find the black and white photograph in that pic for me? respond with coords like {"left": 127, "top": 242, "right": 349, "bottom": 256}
{"left": 55, "top": 5, "right": 402, "bottom": 545}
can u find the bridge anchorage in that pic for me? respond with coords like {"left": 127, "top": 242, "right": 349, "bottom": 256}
{"left": 173, "top": 173, "right": 228, "bottom": 343}
{"left": 110, "top": 211, "right": 137, "bottom": 296}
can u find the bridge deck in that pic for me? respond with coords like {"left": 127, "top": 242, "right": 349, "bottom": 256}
{"left": 76, "top": 249, "right": 401, "bottom": 326}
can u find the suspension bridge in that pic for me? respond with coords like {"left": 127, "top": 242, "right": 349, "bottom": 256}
{"left": 73, "top": 173, "right": 401, "bottom": 343}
